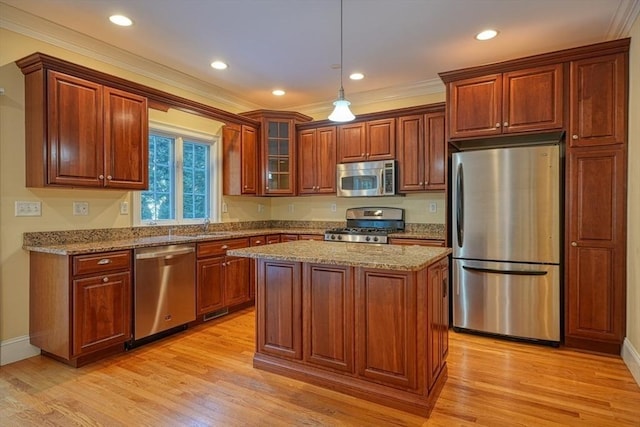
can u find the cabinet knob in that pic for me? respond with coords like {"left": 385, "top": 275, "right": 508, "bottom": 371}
{"left": 102, "top": 277, "right": 109, "bottom": 283}
{"left": 222, "top": 262, "right": 226, "bottom": 267}
{"left": 255, "top": 240, "right": 261, "bottom": 244}
{"left": 107, "top": 175, "right": 112, "bottom": 180}
{"left": 571, "top": 241, "right": 578, "bottom": 247}
{"left": 244, "top": 185, "right": 247, "bottom": 189}
{"left": 419, "top": 181, "right": 423, "bottom": 186}
{"left": 366, "top": 152, "right": 370, "bottom": 157}
{"left": 265, "top": 186, "right": 269, "bottom": 190}
{"left": 503, "top": 122, "right": 509, "bottom": 127}
{"left": 99, "top": 174, "right": 105, "bottom": 179}
{"left": 360, "top": 153, "right": 365, "bottom": 156}
{"left": 572, "top": 134, "right": 579, "bottom": 140}
{"left": 221, "top": 245, "right": 228, "bottom": 249}
{"left": 97, "top": 258, "right": 112, "bottom": 265}
{"left": 495, "top": 123, "right": 501, "bottom": 128}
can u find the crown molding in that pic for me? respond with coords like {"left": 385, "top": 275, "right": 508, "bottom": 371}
{"left": 0, "top": 3, "right": 261, "bottom": 112}
{"left": 608, "top": 0, "right": 640, "bottom": 38}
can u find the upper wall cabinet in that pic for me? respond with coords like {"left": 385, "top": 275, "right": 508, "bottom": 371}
{"left": 444, "top": 64, "right": 563, "bottom": 139}
{"left": 297, "top": 126, "right": 337, "bottom": 195}
{"left": 241, "top": 110, "right": 313, "bottom": 196}
{"left": 19, "top": 64, "right": 148, "bottom": 189}
{"left": 337, "top": 118, "right": 396, "bottom": 163}
{"left": 223, "top": 123, "right": 259, "bottom": 195}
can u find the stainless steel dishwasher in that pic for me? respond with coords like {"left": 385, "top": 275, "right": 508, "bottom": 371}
{"left": 134, "top": 244, "right": 196, "bottom": 341}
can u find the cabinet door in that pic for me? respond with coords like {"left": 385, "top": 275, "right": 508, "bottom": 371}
{"left": 337, "top": 122, "right": 367, "bottom": 163}
{"left": 257, "top": 260, "right": 302, "bottom": 359}
{"left": 242, "top": 125, "right": 259, "bottom": 194}
{"left": 425, "top": 112, "right": 446, "bottom": 190}
{"left": 47, "top": 71, "right": 104, "bottom": 187}
{"left": 447, "top": 74, "right": 502, "bottom": 139}
{"left": 72, "top": 271, "right": 131, "bottom": 356}
{"left": 503, "top": 64, "right": 563, "bottom": 134}
{"left": 103, "top": 87, "right": 148, "bottom": 189}
{"left": 264, "top": 119, "right": 295, "bottom": 194}
{"left": 427, "top": 262, "right": 443, "bottom": 389}
{"left": 223, "top": 124, "right": 257, "bottom": 195}
{"left": 440, "top": 260, "right": 449, "bottom": 364}
{"left": 569, "top": 53, "right": 626, "bottom": 147}
{"left": 197, "top": 256, "right": 225, "bottom": 314}
{"left": 315, "top": 126, "right": 337, "bottom": 193}
{"left": 366, "top": 118, "right": 396, "bottom": 160}
{"left": 397, "top": 114, "right": 424, "bottom": 191}
{"left": 303, "top": 264, "right": 354, "bottom": 373}
{"left": 566, "top": 149, "right": 626, "bottom": 351}
{"left": 224, "top": 256, "right": 251, "bottom": 307}
{"left": 297, "top": 129, "right": 316, "bottom": 194}
{"left": 356, "top": 269, "right": 417, "bottom": 389}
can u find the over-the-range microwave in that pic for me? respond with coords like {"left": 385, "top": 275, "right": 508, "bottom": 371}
{"left": 336, "top": 160, "right": 396, "bottom": 197}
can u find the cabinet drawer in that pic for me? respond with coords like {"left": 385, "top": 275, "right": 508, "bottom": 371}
{"left": 73, "top": 251, "right": 131, "bottom": 276}
{"left": 389, "top": 238, "right": 445, "bottom": 247}
{"left": 250, "top": 235, "right": 267, "bottom": 246}
{"left": 197, "top": 238, "right": 250, "bottom": 258}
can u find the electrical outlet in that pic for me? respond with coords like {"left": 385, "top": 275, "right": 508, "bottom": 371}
{"left": 15, "top": 201, "right": 41, "bottom": 216}
{"left": 222, "top": 202, "right": 228, "bottom": 213}
{"left": 288, "top": 204, "right": 294, "bottom": 213}
{"left": 73, "top": 201, "right": 89, "bottom": 216}
{"left": 428, "top": 202, "right": 437, "bottom": 213}
{"left": 331, "top": 203, "right": 337, "bottom": 212}
{"left": 119, "top": 201, "right": 129, "bottom": 215}
{"left": 258, "top": 203, "right": 264, "bottom": 213}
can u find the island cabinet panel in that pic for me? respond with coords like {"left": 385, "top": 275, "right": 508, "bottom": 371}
{"left": 356, "top": 269, "right": 418, "bottom": 390}
{"left": 427, "top": 258, "right": 449, "bottom": 390}
{"left": 257, "top": 260, "right": 302, "bottom": 359}
{"left": 303, "top": 264, "right": 354, "bottom": 373}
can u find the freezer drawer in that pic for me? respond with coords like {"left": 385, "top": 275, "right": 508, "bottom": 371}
{"left": 453, "top": 259, "right": 560, "bottom": 342}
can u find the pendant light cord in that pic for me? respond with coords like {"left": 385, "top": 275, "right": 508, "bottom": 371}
{"left": 339, "top": 0, "right": 344, "bottom": 93}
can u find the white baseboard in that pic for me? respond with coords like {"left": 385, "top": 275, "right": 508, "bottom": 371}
{"left": 622, "top": 337, "right": 640, "bottom": 387}
{"left": 0, "top": 335, "right": 40, "bottom": 366}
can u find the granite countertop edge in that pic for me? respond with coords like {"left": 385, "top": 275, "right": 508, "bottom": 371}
{"left": 24, "top": 228, "right": 447, "bottom": 256}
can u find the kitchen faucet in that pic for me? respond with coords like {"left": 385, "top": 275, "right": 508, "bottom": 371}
{"left": 202, "top": 218, "right": 210, "bottom": 233}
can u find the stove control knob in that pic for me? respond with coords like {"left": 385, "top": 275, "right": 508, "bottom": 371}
{"left": 365, "top": 236, "right": 371, "bottom": 242}
{"left": 331, "top": 235, "right": 336, "bottom": 240}
{"left": 373, "top": 236, "right": 379, "bottom": 242}
{"left": 338, "top": 235, "right": 342, "bottom": 240}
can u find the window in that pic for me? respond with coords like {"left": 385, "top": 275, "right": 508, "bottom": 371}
{"left": 135, "top": 123, "right": 219, "bottom": 225}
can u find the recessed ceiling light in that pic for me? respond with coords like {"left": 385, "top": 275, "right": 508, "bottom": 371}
{"left": 210, "top": 61, "right": 228, "bottom": 70}
{"left": 349, "top": 73, "right": 364, "bottom": 80}
{"left": 272, "top": 89, "right": 286, "bottom": 96}
{"left": 476, "top": 29, "right": 498, "bottom": 41}
{"left": 109, "top": 15, "right": 133, "bottom": 27}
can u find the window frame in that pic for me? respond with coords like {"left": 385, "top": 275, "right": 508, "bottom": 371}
{"left": 133, "top": 121, "right": 220, "bottom": 226}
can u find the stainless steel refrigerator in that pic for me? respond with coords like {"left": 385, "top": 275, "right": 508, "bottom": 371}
{"left": 451, "top": 143, "right": 561, "bottom": 343}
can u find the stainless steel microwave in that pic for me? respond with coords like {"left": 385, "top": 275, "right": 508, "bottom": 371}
{"left": 336, "top": 160, "right": 396, "bottom": 197}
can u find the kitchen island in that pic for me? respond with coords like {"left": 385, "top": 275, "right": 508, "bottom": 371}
{"left": 228, "top": 240, "right": 451, "bottom": 416}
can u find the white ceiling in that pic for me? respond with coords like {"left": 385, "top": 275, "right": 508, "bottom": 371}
{"left": 1, "top": 0, "right": 639, "bottom": 112}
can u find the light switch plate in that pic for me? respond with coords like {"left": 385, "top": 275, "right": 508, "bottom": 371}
{"left": 119, "top": 201, "right": 129, "bottom": 215}
{"left": 15, "top": 201, "right": 41, "bottom": 216}
{"left": 428, "top": 202, "right": 437, "bottom": 213}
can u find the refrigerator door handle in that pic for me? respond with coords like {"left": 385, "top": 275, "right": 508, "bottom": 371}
{"left": 456, "top": 163, "right": 464, "bottom": 247}
{"left": 462, "top": 266, "right": 548, "bottom": 276}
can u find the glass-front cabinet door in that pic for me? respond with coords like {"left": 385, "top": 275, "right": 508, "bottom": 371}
{"left": 240, "top": 110, "right": 313, "bottom": 196}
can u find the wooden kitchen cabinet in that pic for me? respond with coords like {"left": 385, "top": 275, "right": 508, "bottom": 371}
{"left": 298, "top": 126, "right": 337, "bottom": 194}
{"left": 569, "top": 53, "right": 627, "bottom": 148}
{"left": 223, "top": 123, "right": 259, "bottom": 195}
{"left": 397, "top": 111, "right": 446, "bottom": 192}
{"left": 21, "top": 68, "right": 148, "bottom": 189}
{"left": 240, "top": 110, "right": 313, "bottom": 196}
{"left": 196, "top": 238, "right": 252, "bottom": 315}
{"left": 427, "top": 257, "right": 449, "bottom": 390}
{"left": 303, "top": 264, "right": 354, "bottom": 373}
{"left": 337, "top": 118, "right": 396, "bottom": 163}
{"left": 444, "top": 64, "right": 563, "bottom": 139}
{"left": 30, "top": 250, "right": 132, "bottom": 366}
{"left": 388, "top": 238, "right": 445, "bottom": 247}
{"left": 356, "top": 268, "right": 417, "bottom": 390}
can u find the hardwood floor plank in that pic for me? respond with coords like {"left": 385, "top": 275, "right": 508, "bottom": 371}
{"left": 1, "top": 308, "right": 638, "bottom": 426}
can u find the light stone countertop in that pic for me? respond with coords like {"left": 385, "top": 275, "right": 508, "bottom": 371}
{"left": 228, "top": 240, "right": 451, "bottom": 271}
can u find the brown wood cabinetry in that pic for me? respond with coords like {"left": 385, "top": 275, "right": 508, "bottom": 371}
{"left": 21, "top": 68, "right": 148, "bottom": 189}
{"left": 298, "top": 126, "right": 337, "bottom": 194}
{"left": 444, "top": 64, "right": 563, "bottom": 139}
{"left": 389, "top": 238, "right": 445, "bottom": 247}
{"left": 427, "top": 258, "right": 449, "bottom": 390}
{"left": 303, "top": 264, "right": 354, "bottom": 372}
{"left": 196, "top": 238, "right": 251, "bottom": 315}
{"left": 223, "top": 123, "right": 259, "bottom": 195}
{"left": 337, "top": 118, "right": 396, "bottom": 163}
{"left": 397, "top": 111, "right": 446, "bottom": 192}
{"left": 30, "top": 250, "right": 132, "bottom": 366}
{"left": 240, "top": 110, "right": 313, "bottom": 196}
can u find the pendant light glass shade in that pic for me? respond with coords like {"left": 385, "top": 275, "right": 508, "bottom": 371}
{"left": 328, "top": 87, "right": 355, "bottom": 122}
{"left": 328, "top": 0, "right": 355, "bottom": 122}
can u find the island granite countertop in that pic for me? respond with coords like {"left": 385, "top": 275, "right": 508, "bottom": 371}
{"left": 228, "top": 240, "right": 451, "bottom": 271}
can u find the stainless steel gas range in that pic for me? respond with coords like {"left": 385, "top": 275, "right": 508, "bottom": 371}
{"left": 324, "top": 207, "right": 405, "bottom": 244}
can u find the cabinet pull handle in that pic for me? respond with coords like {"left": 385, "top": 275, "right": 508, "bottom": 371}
{"left": 503, "top": 121, "right": 509, "bottom": 127}
{"left": 442, "top": 277, "right": 447, "bottom": 298}
{"left": 97, "top": 259, "right": 112, "bottom": 265}
{"left": 572, "top": 134, "right": 579, "bottom": 140}
{"left": 221, "top": 245, "right": 228, "bottom": 249}
{"left": 255, "top": 240, "right": 261, "bottom": 244}
{"left": 102, "top": 277, "right": 109, "bottom": 283}
{"left": 571, "top": 241, "right": 578, "bottom": 247}
{"left": 495, "top": 123, "right": 501, "bottom": 128}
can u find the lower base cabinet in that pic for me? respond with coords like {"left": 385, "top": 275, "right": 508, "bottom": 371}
{"left": 253, "top": 256, "right": 449, "bottom": 416}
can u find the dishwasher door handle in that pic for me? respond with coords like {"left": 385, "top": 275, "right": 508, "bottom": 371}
{"left": 135, "top": 246, "right": 195, "bottom": 260}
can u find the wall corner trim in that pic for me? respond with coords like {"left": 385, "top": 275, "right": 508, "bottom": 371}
{"left": 0, "top": 335, "right": 40, "bottom": 366}
{"left": 622, "top": 337, "right": 640, "bottom": 387}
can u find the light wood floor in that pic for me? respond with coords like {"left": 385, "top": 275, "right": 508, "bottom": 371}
{"left": 1, "top": 308, "right": 639, "bottom": 426}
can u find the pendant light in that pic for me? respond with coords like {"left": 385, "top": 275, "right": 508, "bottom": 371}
{"left": 328, "top": 0, "right": 355, "bottom": 122}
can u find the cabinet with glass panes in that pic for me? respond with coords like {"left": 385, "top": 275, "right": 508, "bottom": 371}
{"left": 240, "top": 110, "right": 313, "bottom": 195}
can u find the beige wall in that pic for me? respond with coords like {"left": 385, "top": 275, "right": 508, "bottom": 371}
{"left": 626, "top": 15, "right": 640, "bottom": 358}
